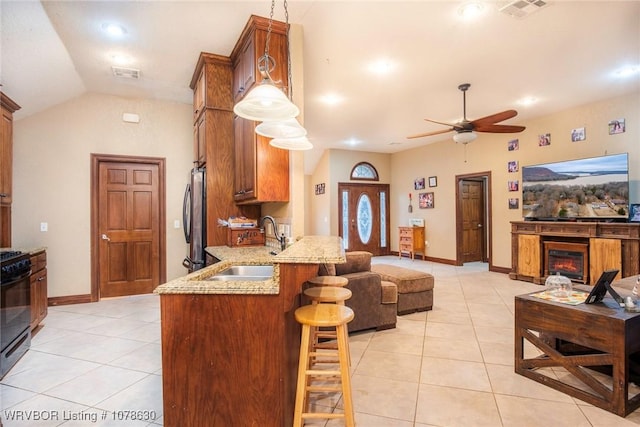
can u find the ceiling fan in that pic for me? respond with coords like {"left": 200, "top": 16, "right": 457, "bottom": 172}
{"left": 407, "top": 83, "right": 526, "bottom": 144}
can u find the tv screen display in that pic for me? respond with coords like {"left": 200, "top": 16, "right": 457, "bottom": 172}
{"left": 522, "top": 153, "right": 629, "bottom": 221}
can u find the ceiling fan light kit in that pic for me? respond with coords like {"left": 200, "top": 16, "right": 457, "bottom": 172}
{"left": 453, "top": 131, "right": 477, "bottom": 144}
{"left": 407, "top": 83, "right": 526, "bottom": 144}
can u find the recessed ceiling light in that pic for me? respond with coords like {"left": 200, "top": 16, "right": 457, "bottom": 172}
{"left": 367, "top": 59, "right": 396, "bottom": 76}
{"left": 613, "top": 65, "right": 640, "bottom": 78}
{"left": 518, "top": 96, "right": 537, "bottom": 106}
{"left": 319, "top": 93, "right": 344, "bottom": 106}
{"left": 343, "top": 138, "right": 363, "bottom": 147}
{"left": 102, "top": 23, "right": 127, "bottom": 37}
{"left": 458, "top": 2, "right": 485, "bottom": 19}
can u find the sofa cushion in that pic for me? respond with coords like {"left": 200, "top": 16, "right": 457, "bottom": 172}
{"left": 380, "top": 280, "right": 398, "bottom": 304}
{"left": 335, "top": 251, "right": 372, "bottom": 276}
{"left": 371, "top": 264, "right": 434, "bottom": 294}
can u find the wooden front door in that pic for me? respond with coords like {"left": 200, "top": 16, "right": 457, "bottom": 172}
{"left": 338, "top": 183, "right": 390, "bottom": 256}
{"left": 91, "top": 154, "right": 166, "bottom": 299}
{"left": 456, "top": 173, "right": 491, "bottom": 265}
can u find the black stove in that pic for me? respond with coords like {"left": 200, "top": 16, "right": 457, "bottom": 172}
{"left": 0, "top": 249, "right": 32, "bottom": 379}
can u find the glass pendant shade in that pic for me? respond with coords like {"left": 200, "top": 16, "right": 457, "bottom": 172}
{"left": 256, "top": 118, "right": 307, "bottom": 139}
{"left": 453, "top": 131, "right": 477, "bottom": 144}
{"left": 269, "top": 136, "right": 313, "bottom": 150}
{"left": 233, "top": 81, "right": 300, "bottom": 121}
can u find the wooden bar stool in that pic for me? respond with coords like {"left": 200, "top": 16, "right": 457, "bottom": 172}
{"left": 306, "top": 275, "right": 349, "bottom": 287}
{"left": 293, "top": 303, "right": 355, "bottom": 427}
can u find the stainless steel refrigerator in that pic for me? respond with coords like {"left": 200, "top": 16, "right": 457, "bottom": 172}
{"left": 182, "top": 167, "right": 206, "bottom": 272}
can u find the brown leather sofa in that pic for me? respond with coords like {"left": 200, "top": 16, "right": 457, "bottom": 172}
{"left": 315, "top": 251, "right": 397, "bottom": 333}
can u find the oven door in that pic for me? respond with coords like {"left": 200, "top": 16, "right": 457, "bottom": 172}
{"left": 1, "top": 270, "right": 32, "bottom": 352}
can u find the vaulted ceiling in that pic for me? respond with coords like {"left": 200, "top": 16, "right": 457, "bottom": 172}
{"left": 1, "top": 1, "right": 639, "bottom": 173}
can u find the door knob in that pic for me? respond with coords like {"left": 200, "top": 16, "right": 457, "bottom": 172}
{"left": 477, "top": 224, "right": 483, "bottom": 228}
{"left": 101, "top": 234, "right": 111, "bottom": 241}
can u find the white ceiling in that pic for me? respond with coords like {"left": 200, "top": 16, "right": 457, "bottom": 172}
{"left": 1, "top": 1, "right": 639, "bottom": 174}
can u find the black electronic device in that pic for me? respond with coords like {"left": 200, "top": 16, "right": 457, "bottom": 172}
{"left": 585, "top": 269, "right": 623, "bottom": 305}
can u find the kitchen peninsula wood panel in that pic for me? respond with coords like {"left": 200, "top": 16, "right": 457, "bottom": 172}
{"left": 30, "top": 250, "right": 48, "bottom": 332}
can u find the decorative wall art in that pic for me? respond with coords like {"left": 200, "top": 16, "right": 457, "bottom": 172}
{"left": 609, "top": 118, "right": 625, "bottom": 134}
{"left": 508, "top": 180, "right": 519, "bottom": 192}
{"left": 538, "top": 133, "right": 551, "bottom": 146}
{"left": 419, "top": 192, "right": 434, "bottom": 209}
{"left": 428, "top": 176, "right": 438, "bottom": 187}
{"left": 630, "top": 204, "right": 640, "bottom": 222}
{"left": 571, "top": 127, "right": 586, "bottom": 142}
{"left": 509, "top": 198, "right": 519, "bottom": 209}
{"left": 414, "top": 177, "right": 425, "bottom": 190}
{"left": 508, "top": 138, "right": 519, "bottom": 151}
{"left": 315, "top": 183, "right": 325, "bottom": 195}
{"left": 508, "top": 161, "right": 519, "bottom": 173}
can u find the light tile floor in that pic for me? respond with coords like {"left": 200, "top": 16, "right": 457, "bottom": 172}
{"left": 2, "top": 257, "right": 640, "bottom": 426}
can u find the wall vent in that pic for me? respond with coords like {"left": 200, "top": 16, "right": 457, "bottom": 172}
{"left": 111, "top": 66, "right": 140, "bottom": 79}
{"left": 499, "top": 0, "right": 549, "bottom": 19}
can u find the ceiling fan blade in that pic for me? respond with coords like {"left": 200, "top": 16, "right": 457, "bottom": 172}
{"left": 406, "top": 128, "right": 454, "bottom": 139}
{"left": 474, "top": 124, "right": 526, "bottom": 133}
{"left": 423, "top": 118, "right": 458, "bottom": 127}
{"left": 471, "top": 110, "right": 518, "bottom": 127}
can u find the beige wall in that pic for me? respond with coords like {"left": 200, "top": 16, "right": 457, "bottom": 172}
{"left": 391, "top": 91, "right": 640, "bottom": 269}
{"left": 309, "top": 149, "right": 392, "bottom": 235}
{"left": 12, "top": 93, "right": 193, "bottom": 297}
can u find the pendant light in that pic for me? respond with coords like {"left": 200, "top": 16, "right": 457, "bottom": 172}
{"left": 270, "top": 136, "right": 313, "bottom": 150}
{"left": 233, "top": 0, "right": 299, "bottom": 122}
{"left": 256, "top": 117, "right": 307, "bottom": 139}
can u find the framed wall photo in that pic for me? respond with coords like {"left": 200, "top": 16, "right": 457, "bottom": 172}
{"left": 508, "top": 138, "right": 519, "bottom": 151}
{"left": 508, "top": 180, "right": 519, "bottom": 192}
{"left": 508, "top": 161, "right": 519, "bottom": 173}
{"left": 609, "top": 118, "right": 625, "bottom": 134}
{"left": 630, "top": 204, "right": 640, "bottom": 222}
{"left": 419, "top": 192, "right": 434, "bottom": 209}
{"left": 428, "top": 176, "right": 437, "bottom": 187}
{"left": 508, "top": 198, "right": 519, "bottom": 209}
{"left": 538, "top": 133, "right": 551, "bottom": 146}
{"left": 571, "top": 127, "right": 586, "bottom": 142}
{"left": 414, "top": 177, "right": 425, "bottom": 190}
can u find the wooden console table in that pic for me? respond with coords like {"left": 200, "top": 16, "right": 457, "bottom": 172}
{"left": 510, "top": 221, "right": 640, "bottom": 285}
{"left": 515, "top": 291, "right": 640, "bottom": 417}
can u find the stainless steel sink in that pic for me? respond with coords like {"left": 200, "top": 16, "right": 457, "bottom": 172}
{"left": 205, "top": 265, "right": 274, "bottom": 281}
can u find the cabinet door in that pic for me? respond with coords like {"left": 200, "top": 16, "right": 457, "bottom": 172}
{"left": 589, "top": 238, "right": 621, "bottom": 284}
{"left": 30, "top": 269, "right": 47, "bottom": 330}
{"left": 1, "top": 107, "right": 12, "bottom": 205}
{"left": 233, "top": 40, "right": 256, "bottom": 102}
{"left": 517, "top": 235, "right": 541, "bottom": 278}
{"left": 194, "top": 113, "right": 206, "bottom": 166}
{"left": 193, "top": 70, "right": 206, "bottom": 123}
{"left": 233, "top": 116, "right": 256, "bottom": 201}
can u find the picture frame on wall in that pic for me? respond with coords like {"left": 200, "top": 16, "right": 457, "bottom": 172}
{"left": 508, "top": 138, "right": 519, "bottom": 151}
{"left": 508, "top": 180, "right": 519, "bottom": 192}
{"left": 414, "top": 177, "right": 425, "bottom": 190}
{"left": 428, "top": 176, "right": 437, "bottom": 187}
{"left": 419, "top": 192, "right": 434, "bottom": 209}
{"left": 509, "top": 198, "right": 519, "bottom": 209}
{"left": 630, "top": 204, "right": 640, "bottom": 222}
{"left": 508, "top": 161, "right": 519, "bottom": 173}
{"left": 609, "top": 118, "right": 625, "bottom": 135}
{"left": 538, "top": 133, "right": 551, "bottom": 146}
{"left": 571, "top": 127, "right": 586, "bottom": 142}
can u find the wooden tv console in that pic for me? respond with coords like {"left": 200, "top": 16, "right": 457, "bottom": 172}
{"left": 510, "top": 221, "right": 640, "bottom": 285}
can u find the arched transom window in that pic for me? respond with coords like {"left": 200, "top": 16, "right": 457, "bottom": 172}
{"left": 350, "top": 162, "right": 379, "bottom": 181}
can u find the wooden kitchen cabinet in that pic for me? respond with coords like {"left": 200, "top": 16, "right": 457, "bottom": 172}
{"left": 1, "top": 92, "right": 20, "bottom": 248}
{"left": 189, "top": 52, "right": 234, "bottom": 166}
{"left": 398, "top": 226, "right": 425, "bottom": 260}
{"left": 233, "top": 115, "right": 289, "bottom": 204}
{"left": 30, "top": 250, "right": 48, "bottom": 332}
{"left": 231, "top": 15, "right": 290, "bottom": 205}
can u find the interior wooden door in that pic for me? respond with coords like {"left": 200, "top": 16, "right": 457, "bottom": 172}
{"left": 338, "top": 183, "right": 390, "bottom": 256}
{"left": 92, "top": 155, "right": 166, "bottom": 299}
{"left": 460, "top": 179, "right": 485, "bottom": 262}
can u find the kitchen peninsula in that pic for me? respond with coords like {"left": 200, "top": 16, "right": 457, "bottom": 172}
{"left": 155, "top": 236, "right": 345, "bottom": 427}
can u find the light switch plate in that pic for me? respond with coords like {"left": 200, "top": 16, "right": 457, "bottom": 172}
{"left": 40, "top": 222, "right": 48, "bottom": 232}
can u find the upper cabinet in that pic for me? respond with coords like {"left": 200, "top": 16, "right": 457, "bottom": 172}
{"left": 189, "top": 53, "right": 234, "bottom": 167}
{"left": 230, "top": 15, "right": 290, "bottom": 204}
{"left": 1, "top": 92, "right": 20, "bottom": 248}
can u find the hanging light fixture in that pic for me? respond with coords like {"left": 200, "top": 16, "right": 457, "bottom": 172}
{"left": 255, "top": 117, "right": 307, "bottom": 139}
{"left": 453, "top": 131, "right": 477, "bottom": 144}
{"left": 233, "top": 0, "right": 300, "bottom": 122}
{"left": 270, "top": 136, "right": 313, "bottom": 150}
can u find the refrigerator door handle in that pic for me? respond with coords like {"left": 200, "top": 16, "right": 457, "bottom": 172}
{"left": 183, "top": 183, "right": 191, "bottom": 243}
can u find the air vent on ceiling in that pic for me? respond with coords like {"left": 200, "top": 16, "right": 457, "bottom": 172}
{"left": 499, "top": 0, "right": 549, "bottom": 18}
{"left": 111, "top": 66, "right": 140, "bottom": 79}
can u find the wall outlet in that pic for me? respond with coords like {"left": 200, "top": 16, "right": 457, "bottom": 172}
{"left": 40, "top": 222, "right": 48, "bottom": 232}
{"left": 425, "top": 240, "right": 430, "bottom": 247}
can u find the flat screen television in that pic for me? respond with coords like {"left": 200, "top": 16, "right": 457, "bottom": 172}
{"left": 522, "top": 153, "right": 629, "bottom": 221}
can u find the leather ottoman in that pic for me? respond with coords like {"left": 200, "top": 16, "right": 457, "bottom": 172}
{"left": 371, "top": 264, "right": 434, "bottom": 315}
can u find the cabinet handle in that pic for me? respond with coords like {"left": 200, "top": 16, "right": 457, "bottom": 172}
{"left": 238, "top": 87, "right": 244, "bottom": 93}
{"left": 194, "top": 109, "right": 199, "bottom": 115}
{"left": 0, "top": 193, "right": 7, "bottom": 198}
{"left": 37, "top": 276, "right": 45, "bottom": 282}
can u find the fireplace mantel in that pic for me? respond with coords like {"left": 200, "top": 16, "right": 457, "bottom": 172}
{"left": 510, "top": 221, "right": 640, "bottom": 285}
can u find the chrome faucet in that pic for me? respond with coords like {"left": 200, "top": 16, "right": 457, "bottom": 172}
{"left": 260, "top": 216, "right": 286, "bottom": 251}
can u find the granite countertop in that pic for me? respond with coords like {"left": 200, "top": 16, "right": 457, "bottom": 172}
{"left": 0, "top": 247, "right": 47, "bottom": 255}
{"left": 155, "top": 236, "right": 345, "bottom": 295}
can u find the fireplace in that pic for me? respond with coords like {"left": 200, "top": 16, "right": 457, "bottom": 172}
{"left": 544, "top": 241, "right": 589, "bottom": 283}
